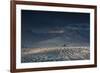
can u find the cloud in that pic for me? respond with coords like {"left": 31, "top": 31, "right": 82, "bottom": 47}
{"left": 32, "top": 29, "right": 65, "bottom": 34}
{"left": 65, "top": 26, "right": 89, "bottom": 30}
{"left": 48, "top": 30, "right": 65, "bottom": 34}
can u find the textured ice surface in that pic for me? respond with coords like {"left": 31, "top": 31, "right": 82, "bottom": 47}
{"left": 21, "top": 47, "right": 90, "bottom": 63}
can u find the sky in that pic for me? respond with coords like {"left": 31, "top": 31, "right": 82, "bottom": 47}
{"left": 21, "top": 10, "right": 90, "bottom": 48}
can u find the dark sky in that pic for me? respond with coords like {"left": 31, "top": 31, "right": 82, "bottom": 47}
{"left": 21, "top": 10, "right": 90, "bottom": 48}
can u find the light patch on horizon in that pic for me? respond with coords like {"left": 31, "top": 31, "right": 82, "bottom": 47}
{"left": 48, "top": 30, "right": 65, "bottom": 34}
{"left": 31, "top": 29, "right": 65, "bottom": 34}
